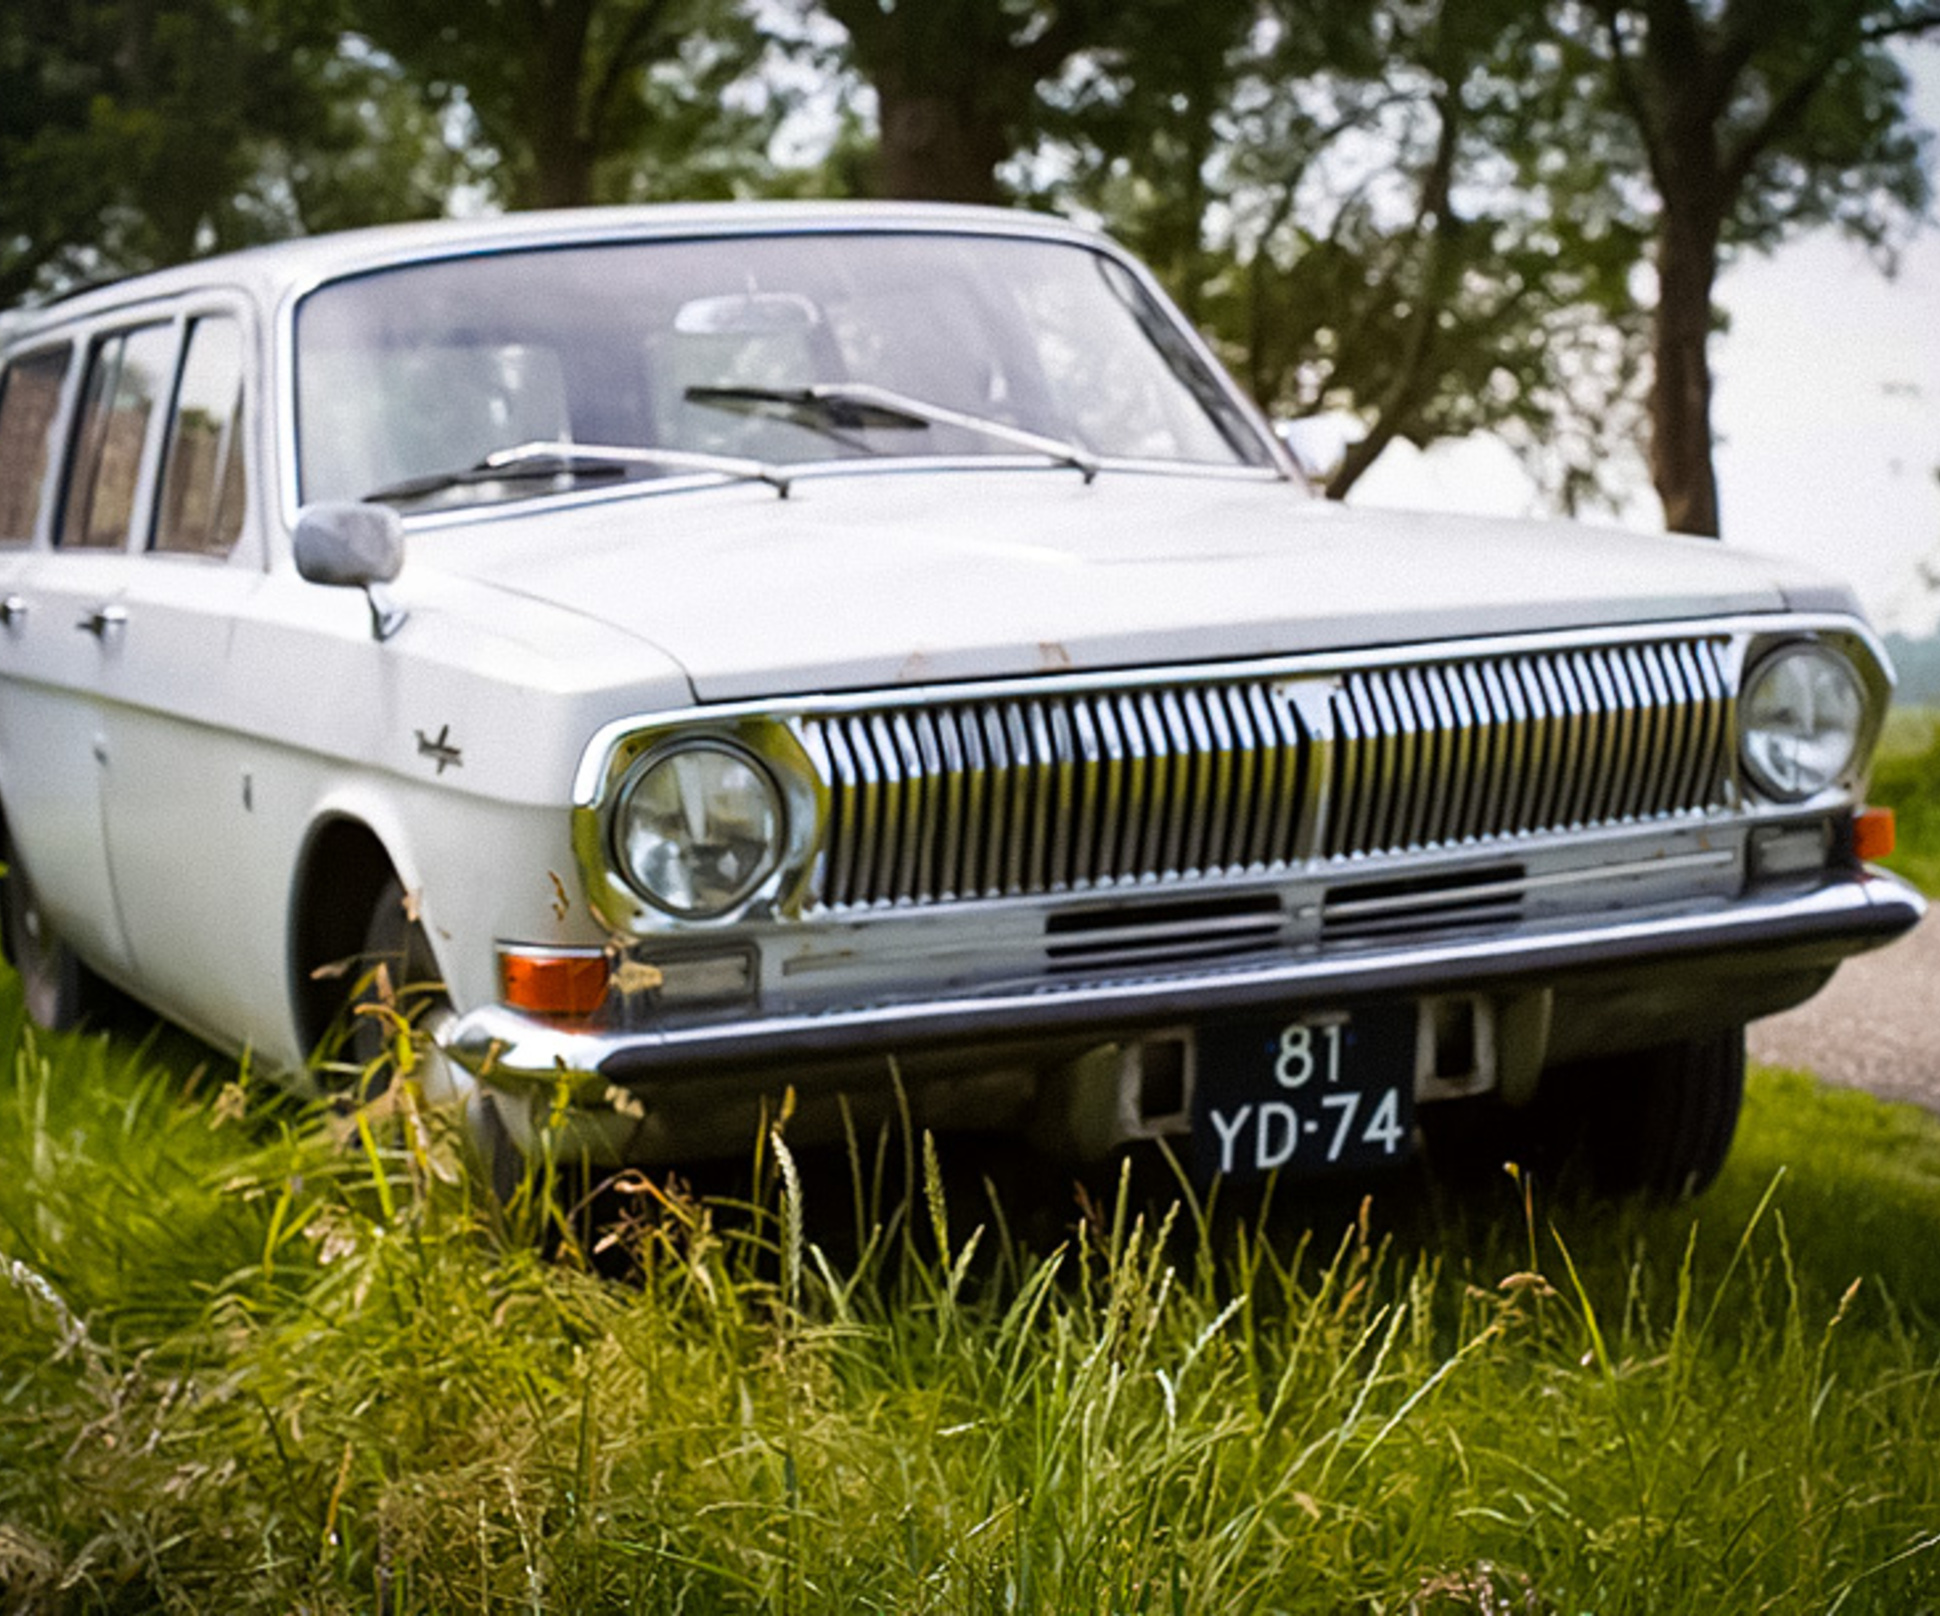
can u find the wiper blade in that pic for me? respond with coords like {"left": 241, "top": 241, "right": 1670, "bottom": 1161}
{"left": 364, "top": 441, "right": 791, "bottom": 504}
{"left": 364, "top": 453, "right": 627, "bottom": 503}
{"left": 685, "top": 383, "right": 1100, "bottom": 483}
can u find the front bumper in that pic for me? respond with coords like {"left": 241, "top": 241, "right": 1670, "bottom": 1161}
{"left": 445, "top": 866, "right": 1922, "bottom": 1103}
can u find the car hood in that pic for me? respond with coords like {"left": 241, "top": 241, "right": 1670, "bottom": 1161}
{"left": 416, "top": 467, "right": 1837, "bottom": 703}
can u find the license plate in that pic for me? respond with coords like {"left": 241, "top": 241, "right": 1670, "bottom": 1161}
{"left": 1192, "top": 1006, "right": 1416, "bottom": 1182}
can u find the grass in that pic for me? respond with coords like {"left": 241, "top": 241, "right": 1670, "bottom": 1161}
{"left": 6, "top": 980, "right": 1940, "bottom": 1614}
{"left": 1872, "top": 702, "right": 1940, "bottom": 895}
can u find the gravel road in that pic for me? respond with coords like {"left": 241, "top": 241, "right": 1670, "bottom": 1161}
{"left": 1746, "top": 903, "right": 1939, "bottom": 1111}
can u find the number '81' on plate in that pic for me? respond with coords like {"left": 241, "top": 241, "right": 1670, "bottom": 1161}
{"left": 1192, "top": 1006, "right": 1415, "bottom": 1182}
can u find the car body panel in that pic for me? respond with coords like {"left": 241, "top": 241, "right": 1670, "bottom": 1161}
{"left": 417, "top": 471, "right": 1804, "bottom": 701}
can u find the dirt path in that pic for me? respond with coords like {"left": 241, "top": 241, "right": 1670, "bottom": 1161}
{"left": 1746, "top": 903, "right": 1939, "bottom": 1111}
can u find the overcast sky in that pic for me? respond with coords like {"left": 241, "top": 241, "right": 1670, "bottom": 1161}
{"left": 1355, "top": 45, "right": 1940, "bottom": 635}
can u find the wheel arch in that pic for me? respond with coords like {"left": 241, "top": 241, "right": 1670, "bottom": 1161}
{"left": 288, "top": 813, "right": 409, "bottom": 1055}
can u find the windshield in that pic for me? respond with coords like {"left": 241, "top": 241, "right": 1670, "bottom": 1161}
{"left": 294, "top": 230, "right": 1275, "bottom": 509}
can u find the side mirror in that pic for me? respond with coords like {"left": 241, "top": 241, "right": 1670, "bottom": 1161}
{"left": 1274, "top": 416, "right": 1353, "bottom": 491}
{"left": 292, "top": 502, "right": 408, "bottom": 641}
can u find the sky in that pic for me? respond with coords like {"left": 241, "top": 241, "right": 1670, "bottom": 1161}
{"left": 1353, "top": 45, "right": 1940, "bottom": 636}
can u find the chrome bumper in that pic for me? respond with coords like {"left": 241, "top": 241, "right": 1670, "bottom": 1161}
{"left": 445, "top": 867, "right": 1923, "bottom": 1094}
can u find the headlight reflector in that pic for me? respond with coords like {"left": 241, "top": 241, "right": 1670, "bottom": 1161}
{"left": 614, "top": 743, "right": 783, "bottom": 917}
{"left": 1740, "top": 643, "right": 1865, "bottom": 801}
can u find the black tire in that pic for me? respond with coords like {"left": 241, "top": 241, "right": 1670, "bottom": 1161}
{"left": 345, "top": 874, "right": 521, "bottom": 1199}
{"left": 1, "top": 830, "right": 97, "bottom": 1032}
{"left": 344, "top": 874, "right": 445, "bottom": 1095}
{"left": 1541, "top": 1028, "right": 1747, "bottom": 1203}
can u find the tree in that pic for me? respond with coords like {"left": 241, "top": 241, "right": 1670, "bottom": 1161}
{"left": 1048, "top": 0, "right": 1655, "bottom": 507}
{"left": 350, "top": 0, "right": 776, "bottom": 210}
{"left": 1, "top": 0, "right": 457, "bottom": 307}
{"left": 1577, "top": 0, "right": 1940, "bottom": 535}
{"left": 810, "top": 0, "right": 1186, "bottom": 204}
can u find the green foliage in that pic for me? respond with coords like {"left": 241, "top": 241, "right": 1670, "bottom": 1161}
{"left": 1586, "top": 0, "right": 1936, "bottom": 256}
{"left": 9, "top": 0, "right": 1934, "bottom": 530}
{"left": 1038, "top": 0, "right": 1662, "bottom": 511}
{"left": 347, "top": 0, "right": 779, "bottom": 210}
{"left": 1869, "top": 704, "right": 1940, "bottom": 895}
{"left": 0, "top": 0, "right": 463, "bottom": 305}
{"left": 6, "top": 978, "right": 1940, "bottom": 1612}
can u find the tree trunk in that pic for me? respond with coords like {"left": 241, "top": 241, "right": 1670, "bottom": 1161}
{"left": 521, "top": 0, "right": 598, "bottom": 208}
{"left": 527, "top": 135, "right": 598, "bottom": 209}
{"left": 1650, "top": 197, "right": 1722, "bottom": 536}
{"left": 874, "top": 81, "right": 1009, "bottom": 204}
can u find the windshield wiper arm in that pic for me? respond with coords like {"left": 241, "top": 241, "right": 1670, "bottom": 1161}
{"left": 685, "top": 383, "right": 1100, "bottom": 483}
{"left": 364, "top": 441, "right": 792, "bottom": 504}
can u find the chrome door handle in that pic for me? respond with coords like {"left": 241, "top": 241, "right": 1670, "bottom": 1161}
{"left": 0, "top": 595, "right": 25, "bottom": 626}
{"left": 77, "top": 604, "right": 128, "bottom": 637}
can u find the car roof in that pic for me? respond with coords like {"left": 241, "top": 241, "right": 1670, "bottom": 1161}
{"left": 3, "top": 201, "right": 1109, "bottom": 343}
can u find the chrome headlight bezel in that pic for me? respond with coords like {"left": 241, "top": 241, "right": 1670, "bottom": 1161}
{"left": 609, "top": 739, "right": 786, "bottom": 920}
{"left": 1738, "top": 639, "right": 1868, "bottom": 804}
{"left": 575, "top": 714, "right": 828, "bottom": 935}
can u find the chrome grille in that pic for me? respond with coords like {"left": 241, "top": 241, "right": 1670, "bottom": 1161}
{"left": 801, "top": 683, "right": 1313, "bottom": 909}
{"left": 1323, "top": 639, "right": 1733, "bottom": 857}
{"left": 801, "top": 638, "right": 1734, "bottom": 911}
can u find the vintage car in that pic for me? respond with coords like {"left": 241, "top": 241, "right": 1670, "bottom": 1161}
{"left": 0, "top": 203, "right": 1922, "bottom": 1199}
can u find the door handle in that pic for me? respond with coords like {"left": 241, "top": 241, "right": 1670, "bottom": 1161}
{"left": 0, "top": 595, "right": 25, "bottom": 626}
{"left": 77, "top": 604, "right": 128, "bottom": 638}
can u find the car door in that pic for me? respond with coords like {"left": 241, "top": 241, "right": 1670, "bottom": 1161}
{"left": 90, "top": 304, "right": 296, "bottom": 1044}
{"left": 0, "top": 320, "right": 184, "bottom": 986}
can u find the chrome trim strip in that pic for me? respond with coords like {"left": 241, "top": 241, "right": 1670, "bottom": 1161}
{"left": 443, "top": 869, "right": 1924, "bottom": 1087}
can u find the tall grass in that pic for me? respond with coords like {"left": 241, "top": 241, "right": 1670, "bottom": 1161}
{"left": 5, "top": 981, "right": 1940, "bottom": 1613}
{"left": 1872, "top": 704, "right": 1940, "bottom": 895}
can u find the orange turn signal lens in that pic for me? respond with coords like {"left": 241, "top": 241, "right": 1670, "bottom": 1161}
{"left": 1853, "top": 806, "right": 1896, "bottom": 862}
{"left": 499, "top": 948, "right": 610, "bottom": 1018}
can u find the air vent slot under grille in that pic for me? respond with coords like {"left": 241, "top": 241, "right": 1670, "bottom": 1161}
{"left": 1045, "top": 894, "right": 1287, "bottom": 974}
{"left": 1321, "top": 865, "right": 1526, "bottom": 943}
{"left": 799, "top": 638, "right": 1733, "bottom": 913}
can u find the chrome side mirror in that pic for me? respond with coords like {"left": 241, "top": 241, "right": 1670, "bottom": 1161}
{"left": 292, "top": 502, "right": 408, "bottom": 641}
{"left": 1274, "top": 416, "right": 1352, "bottom": 490}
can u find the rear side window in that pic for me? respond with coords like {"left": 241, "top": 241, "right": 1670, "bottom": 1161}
{"left": 0, "top": 347, "right": 71, "bottom": 544}
{"left": 60, "top": 324, "right": 177, "bottom": 551}
{"left": 154, "top": 317, "right": 248, "bottom": 557}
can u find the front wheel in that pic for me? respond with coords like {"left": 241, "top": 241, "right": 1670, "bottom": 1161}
{"left": 345, "top": 875, "right": 520, "bottom": 1201}
{"left": 1544, "top": 1029, "right": 1747, "bottom": 1203}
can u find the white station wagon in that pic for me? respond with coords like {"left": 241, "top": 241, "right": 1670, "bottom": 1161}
{"left": 0, "top": 203, "right": 1922, "bottom": 1198}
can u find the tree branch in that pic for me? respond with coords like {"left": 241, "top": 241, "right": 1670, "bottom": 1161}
{"left": 1017, "top": 2, "right": 1099, "bottom": 84}
{"left": 1595, "top": 3, "right": 1672, "bottom": 194}
{"left": 588, "top": 0, "right": 674, "bottom": 138}
{"left": 1859, "top": 7, "right": 1940, "bottom": 42}
{"left": 1718, "top": 0, "right": 1869, "bottom": 197}
{"left": 1328, "top": 93, "right": 1464, "bottom": 497}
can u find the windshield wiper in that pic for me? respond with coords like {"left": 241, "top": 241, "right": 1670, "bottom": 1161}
{"left": 685, "top": 383, "right": 1100, "bottom": 483}
{"left": 364, "top": 441, "right": 792, "bottom": 504}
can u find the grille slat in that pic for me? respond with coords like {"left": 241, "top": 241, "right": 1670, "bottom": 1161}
{"left": 802, "top": 639, "right": 1735, "bottom": 910}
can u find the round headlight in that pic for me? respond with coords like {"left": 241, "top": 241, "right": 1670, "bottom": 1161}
{"left": 1740, "top": 643, "right": 1865, "bottom": 801}
{"left": 613, "top": 743, "right": 784, "bottom": 918}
